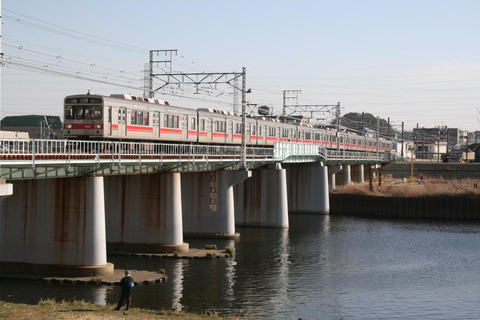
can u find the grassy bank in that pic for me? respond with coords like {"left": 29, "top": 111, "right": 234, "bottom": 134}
{"left": 333, "top": 177, "right": 480, "bottom": 198}
{"left": 0, "top": 299, "right": 240, "bottom": 320}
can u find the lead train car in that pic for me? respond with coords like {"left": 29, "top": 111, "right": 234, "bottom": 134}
{"left": 64, "top": 94, "right": 199, "bottom": 143}
{"left": 63, "top": 93, "right": 393, "bottom": 153}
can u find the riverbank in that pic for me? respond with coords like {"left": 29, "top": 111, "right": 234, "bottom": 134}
{"left": 330, "top": 178, "right": 480, "bottom": 219}
{"left": 0, "top": 299, "right": 241, "bottom": 320}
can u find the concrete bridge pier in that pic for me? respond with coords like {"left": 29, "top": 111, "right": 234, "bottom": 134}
{"left": 0, "top": 177, "right": 113, "bottom": 277}
{"left": 286, "top": 162, "right": 329, "bottom": 214}
{"left": 328, "top": 165, "right": 342, "bottom": 191}
{"left": 105, "top": 173, "right": 188, "bottom": 253}
{"left": 0, "top": 179, "right": 13, "bottom": 200}
{"left": 235, "top": 163, "right": 289, "bottom": 227}
{"left": 337, "top": 164, "right": 352, "bottom": 185}
{"left": 352, "top": 164, "right": 365, "bottom": 183}
{"left": 182, "top": 170, "right": 251, "bottom": 238}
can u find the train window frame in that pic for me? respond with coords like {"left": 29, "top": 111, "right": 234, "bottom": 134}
{"left": 235, "top": 123, "right": 242, "bottom": 134}
{"left": 65, "top": 106, "right": 74, "bottom": 119}
{"left": 268, "top": 127, "right": 277, "bottom": 137}
{"left": 190, "top": 117, "right": 196, "bottom": 130}
{"left": 281, "top": 128, "right": 289, "bottom": 138}
{"left": 84, "top": 106, "right": 102, "bottom": 120}
{"left": 74, "top": 106, "right": 84, "bottom": 119}
{"left": 200, "top": 119, "right": 206, "bottom": 131}
{"left": 215, "top": 120, "right": 226, "bottom": 133}
{"left": 164, "top": 114, "right": 180, "bottom": 128}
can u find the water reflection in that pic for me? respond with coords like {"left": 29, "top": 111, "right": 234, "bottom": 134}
{"left": 170, "top": 260, "right": 183, "bottom": 312}
{"left": 224, "top": 240, "right": 236, "bottom": 302}
{"left": 90, "top": 286, "right": 108, "bottom": 306}
{"left": 2, "top": 215, "right": 480, "bottom": 319}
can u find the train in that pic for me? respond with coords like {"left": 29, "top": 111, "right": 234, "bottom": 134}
{"left": 63, "top": 93, "right": 393, "bottom": 153}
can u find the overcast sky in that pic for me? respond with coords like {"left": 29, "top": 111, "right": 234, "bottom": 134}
{"left": 2, "top": 0, "right": 480, "bottom": 132}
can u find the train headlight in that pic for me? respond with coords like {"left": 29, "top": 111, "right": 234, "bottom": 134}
{"left": 95, "top": 124, "right": 102, "bottom": 129}
{"left": 65, "top": 124, "right": 72, "bottom": 129}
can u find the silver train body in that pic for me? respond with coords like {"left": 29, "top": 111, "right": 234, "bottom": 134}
{"left": 63, "top": 94, "right": 393, "bottom": 152}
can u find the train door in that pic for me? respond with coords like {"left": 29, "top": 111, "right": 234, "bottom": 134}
{"left": 248, "top": 123, "right": 254, "bottom": 144}
{"left": 117, "top": 107, "right": 127, "bottom": 137}
{"left": 207, "top": 118, "right": 213, "bottom": 142}
{"left": 188, "top": 115, "right": 197, "bottom": 142}
{"left": 107, "top": 106, "right": 113, "bottom": 136}
{"left": 153, "top": 112, "right": 160, "bottom": 139}
{"left": 181, "top": 115, "right": 188, "bottom": 141}
{"left": 228, "top": 120, "right": 234, "bottom": 143}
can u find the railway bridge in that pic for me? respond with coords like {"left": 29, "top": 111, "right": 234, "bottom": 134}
{"left": 0, "top": 138, "right": 390, "bottom": 277}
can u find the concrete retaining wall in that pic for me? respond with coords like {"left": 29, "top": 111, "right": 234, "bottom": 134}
{"left": 330, "top": 194, "right": 480, "bottom": 220}
{"left": 383, "top": 163, "right": 480, "bottom": 179}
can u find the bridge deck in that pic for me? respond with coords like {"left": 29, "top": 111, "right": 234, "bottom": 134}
{"left": 0, "top": 138, "right": 389, "bottom": 180}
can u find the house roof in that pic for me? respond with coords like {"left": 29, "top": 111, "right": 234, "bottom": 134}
{"left": 0, "top": 115, "right": 63, "bottom": 129}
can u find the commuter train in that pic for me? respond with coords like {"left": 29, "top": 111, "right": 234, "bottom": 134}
{"left": 63, "top": 93, "right": 393, "bottom": 152}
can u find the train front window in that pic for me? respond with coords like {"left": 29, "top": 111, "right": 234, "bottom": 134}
{"left": 65, "top": 106, "right": 74, "bottom": 119}
{"left": 84, "top": 106, "right": 102, "bottom": 119}
{"left": 74, "top": 106, "right": 84, "bottom": 119}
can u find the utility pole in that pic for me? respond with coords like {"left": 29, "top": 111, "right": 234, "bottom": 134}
{"left": 148, "top": 50, "right": 248, "bottom": 167}
{"left": 241, "top": 67, "right": 247, "bottom": 169}
{"left": 376, "top": 116, "right": 380, "bottom": 157}
{"left": 148, "top": 49, "right": 178, "bottom": 98}
{"left": 0, "top": 0, "right": 3, "bottom": 130}
{"left": 233, "top": 77, "right": 239, "bottom": 114}
{"left": 422, "top": 127, "right": 425, "bottom": 159}
{"left": 401, "top": 122, "right": 404, "bottom": 160}
{"left": 282, "top": 90, "right": 301, "bottom": 116}
{"left": 283, "top": 90, "right": 340, "bottom": 126}
{"left": 387, "top": 117, "right": 390, "bottom": 138}
{"left": 143, "top": 63, "right": 150, "bottom": 98}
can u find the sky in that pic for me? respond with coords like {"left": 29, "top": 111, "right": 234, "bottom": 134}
{"left": 2, "top": 0, "right": 480, "bottom": 132}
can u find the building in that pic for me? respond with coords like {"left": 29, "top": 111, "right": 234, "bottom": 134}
{"left": 0, "top": 115, "right": 63, "bottom": 139}
{"left": 415, "top": 141, "right": 448, "bottom": 161}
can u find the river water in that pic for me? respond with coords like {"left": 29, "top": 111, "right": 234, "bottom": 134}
{"left": 1, "top": 214, "right": 480, "bottom": 319}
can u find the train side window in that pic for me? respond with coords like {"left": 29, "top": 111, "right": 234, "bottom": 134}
{"left": 281, "top": 128, "right": 288, "bottom": 138}
{"left": 143, "top": 112, "right": 149, "bottom": 126}
{"left": 215, "top": 120, "right": 226, "bottom": 132}
{"left": 235, "top": 123, "right": 242, "bottom": 134}
{"left": 131, "top": 111, "right": 137, "bottom": 124}
{"left": 251, "top": 124, "right": 256, "bottom": 135}
{"left": 268, "top": 127, "right": 276, "bottom": 137}
{"left": 200, "top": 119, "right": 205, "bottom": 131}
{"left": 164, "top": 114, "right": 179, "bottom": 128}
{"left": 190, "top": 117, "right": 196, "bottom": 130}
{"left": 315, "top": 133, "right": 320, "bottom": 141}
{"left": 305, "top": 132, "right": 311, "bottom": 140}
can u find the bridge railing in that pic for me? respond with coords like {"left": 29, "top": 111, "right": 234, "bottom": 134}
{"left": 326, "top": 149, "right": 387, "bottom": 162}
{"left": 0, "top": 138, "right": 275, "bottom": 162}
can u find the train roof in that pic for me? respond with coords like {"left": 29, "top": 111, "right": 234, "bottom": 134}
{"left": 109, "top": 94, "right": 170, "bottom": 106}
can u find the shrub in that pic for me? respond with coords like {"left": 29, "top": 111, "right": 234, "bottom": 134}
{"left": 205, "top": 244, "right": 217, "bottom": 250}
{"left": 224, "top": 246, "right": 235, "bottom": 257}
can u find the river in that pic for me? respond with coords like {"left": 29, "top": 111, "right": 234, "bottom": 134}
{"left": 1, "top": 214, "right": 480, "bottom": 319}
